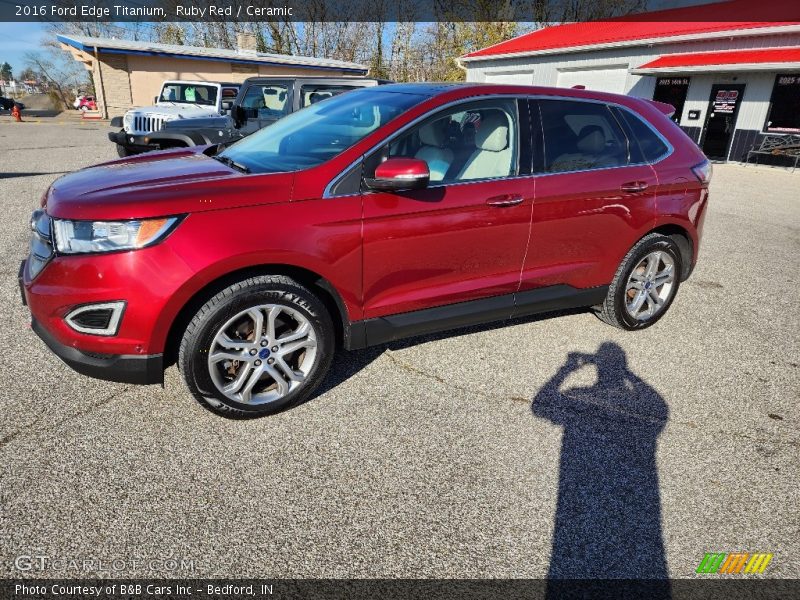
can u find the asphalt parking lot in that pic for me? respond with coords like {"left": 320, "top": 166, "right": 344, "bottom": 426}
{"left": 0, "top": 117, "right": 798, "bottom": 580}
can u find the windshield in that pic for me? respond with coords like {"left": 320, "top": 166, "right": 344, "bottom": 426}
{"left": 160, "top": 83, "right": 218, "bottom": 106}
{"left": 220, "top": 89, "right": 426, "bottom": 174}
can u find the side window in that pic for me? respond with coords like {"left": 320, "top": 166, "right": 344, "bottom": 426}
{"left": 369, "top": 99, "right": 518, "bottom": 183}
{"left": 615, "top": 108, "right": 670, "bottom": 163}
{"left": 300, "top": 85, "right": 358, "bottom": 107}
{"left": 240, "top": 84, "right": 289, "bottom": 119}
{"left": 539, "top": 100, "right": 629, "bottom": 173}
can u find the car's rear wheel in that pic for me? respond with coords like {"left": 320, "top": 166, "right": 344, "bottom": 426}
{"left": 596, "top": 233, "right": 682, "bottom": 330}
{"left": 178, "top": 275, "right": 335, "bottom": 418}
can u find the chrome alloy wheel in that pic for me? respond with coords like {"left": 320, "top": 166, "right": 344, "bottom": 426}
{"left": 207, "top": 304, "right": 318, "bottom": 405}
{"left": 624, "top": 251, "right": 676, "bottom": 321}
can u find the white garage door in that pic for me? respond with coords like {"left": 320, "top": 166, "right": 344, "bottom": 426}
{"left": 557, "top": 67, "right": 629, "bottom": 94}
{"left": 484, "top": 70, "right": 535, "bottom": 85}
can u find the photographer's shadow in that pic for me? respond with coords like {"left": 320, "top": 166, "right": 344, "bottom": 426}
{"left": 532, "top": 342, "right": 670, "bottom": 598}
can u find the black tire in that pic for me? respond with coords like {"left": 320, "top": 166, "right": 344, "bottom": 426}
{"left": 596, "top": 233, "right": 682, "bottom": 330}
{"left": 178, "top": 275, "right": 335, "bottom": 418}
{"left": 116, "top": 144, "right": 131, "bottom": 158}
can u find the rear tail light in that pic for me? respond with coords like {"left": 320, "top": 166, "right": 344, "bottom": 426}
{"left": 692, "top": 160, "right": 712, "bottom": 184}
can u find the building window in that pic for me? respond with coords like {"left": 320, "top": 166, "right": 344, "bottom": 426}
{"left": 653, "top": 77, "right": 690, "bottom": 124}
{"left": 765, "top": 74, "right": 800, "bottom": 134}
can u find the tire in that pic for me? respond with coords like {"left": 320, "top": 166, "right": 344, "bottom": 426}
{"left": 116, "top": 144, "right": 131, "bottom": 158}
{"left": 596, "top": 233, "right": 682, "bottom": 330}
{"left": 178, "top": 275, "right": 335, "bottom": 418}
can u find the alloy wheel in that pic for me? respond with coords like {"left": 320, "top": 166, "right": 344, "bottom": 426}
{"left": 624, "top": 251, "right": 676, "bottom": 321}
{"left": 207, "top": 304, "right": 318, "bottom": 405}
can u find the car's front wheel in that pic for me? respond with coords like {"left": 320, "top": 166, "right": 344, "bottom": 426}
{"left": 596, "top": 233, "right": 682, "bottom": 330}
{"left": 178, "top": 275, "right": 335, "bottom": 418}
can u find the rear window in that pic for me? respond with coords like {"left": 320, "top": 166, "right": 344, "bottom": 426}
{"left": 539, "top": 99, "right": 629, "bottom": 173}
{"left": 615, "top": 108, "right": 670, "bottom": 163}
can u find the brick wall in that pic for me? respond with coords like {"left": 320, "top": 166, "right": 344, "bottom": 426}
{"left": 95, "top": 54, "right": 133, "bottom": 118}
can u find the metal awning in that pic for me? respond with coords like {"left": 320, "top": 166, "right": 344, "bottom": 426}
{"left": 631, "top": 47, "right": 800, "bottom": 74}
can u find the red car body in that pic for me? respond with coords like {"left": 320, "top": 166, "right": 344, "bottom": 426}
{"left": 21, "top": 83, "right": 709, "bottom": 385}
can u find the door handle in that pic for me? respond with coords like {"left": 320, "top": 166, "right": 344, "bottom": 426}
{"left": 486, "top": 194, "right": 524, "bottom": 207}
{"left": 620, "top": 181, "right": 649, "bottom": 193}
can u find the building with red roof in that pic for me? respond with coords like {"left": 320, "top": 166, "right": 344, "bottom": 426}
{"left": 460, "top": 0, "right": 800, "bottom": 163}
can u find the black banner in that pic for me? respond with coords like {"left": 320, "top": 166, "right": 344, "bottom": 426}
{"left": 1, "top": 0, "right": 799, "bottom": 23}
{"left": 3, "top": 579, "right": 800, "bottom": 600}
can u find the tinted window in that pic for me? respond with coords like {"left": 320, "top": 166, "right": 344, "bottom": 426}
{"left": 220, "top": 89, "right": 425, "bottom": 174}
{"left": 616, "top": 108, "right": 669, "bottom": 163}
{"left": 765, "top": 74, "right": 800, "bottom": 133}
{"left": 371, "top": 98, "right": 518, "bottom": 183}
{"left": 539, "top": 100, "right": 628, "bottom": 173}
{"left": 301, "top": 84, "right": 361, "bottom": 107}
{"left": 240, "top": 84, "right": 289, "bottom": 120}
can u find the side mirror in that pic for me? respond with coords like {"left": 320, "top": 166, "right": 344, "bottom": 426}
{"left": 154, "top": 96, "right": 158, "bottom": 104}
{"left": 221, "top": 100, "right": 233, "bottom": 113}
{"left": 365, "top": 157, "right": 430, "bottom": 192}
{"left": 234, "top": 105, "right": 247, "bottom": 125}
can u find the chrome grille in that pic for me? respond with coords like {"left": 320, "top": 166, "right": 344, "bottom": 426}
{"left": 28, "top": 209, "right": 53, "bottom": 279}
{"left": 131, "top": 115, "right": 165, "bottom": 134}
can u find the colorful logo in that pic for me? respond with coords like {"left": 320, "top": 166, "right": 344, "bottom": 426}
{"left": 696, "top": 553, "right": 773, "bottom": 574}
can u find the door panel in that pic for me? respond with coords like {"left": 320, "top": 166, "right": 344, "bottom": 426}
{"left": 361, "top": 98, "right": 533, "bottom": 319}
{"left": 522, "top": 98, "right": 658, "bottom": 292}
{"left": 522, "top": 166, "right": 657, "bottom": 291}
{"left": 363, "top": 179, "right": 534, "bottom": 318}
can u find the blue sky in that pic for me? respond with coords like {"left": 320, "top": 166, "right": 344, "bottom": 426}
{"left": 0, "top": 23, "right": 48, "bottom": 74}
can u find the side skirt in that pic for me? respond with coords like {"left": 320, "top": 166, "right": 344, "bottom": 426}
{"left": 345, "top": 284, "right": 609, "bottom": 350}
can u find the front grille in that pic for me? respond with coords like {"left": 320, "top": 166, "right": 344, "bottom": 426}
{"left": 131, "top": 115, "right": 165, "bottom": 134}
{"left": 28, "top": 209, "right": 53, "bottom": 279}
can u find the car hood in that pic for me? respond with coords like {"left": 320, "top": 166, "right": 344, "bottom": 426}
{"left": 134, "top": 104, "right": 218, "bottom": 118}
{"left": 45, "top": 147, "right": 295, "bottom": 221}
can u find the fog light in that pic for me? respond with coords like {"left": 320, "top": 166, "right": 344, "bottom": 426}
{"left": 65, "top": 301, "right": 126, "bottom": 336}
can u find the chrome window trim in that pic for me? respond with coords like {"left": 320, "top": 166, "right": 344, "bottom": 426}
{"left": 323, "top": 93, "right": 675, "bottom": 198}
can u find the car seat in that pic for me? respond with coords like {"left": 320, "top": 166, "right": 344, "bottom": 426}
{"left": 414, "top": 120, "right": 454, "bottom": 181}
{"left": 550, "top": 125, "right": 619, "bottom": 172}
{"left": 455, "top": 111, "right": 513, "bottom": 180}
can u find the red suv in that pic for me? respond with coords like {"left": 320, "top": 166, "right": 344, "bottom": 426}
{"left": 21, "top": 84, "right": 710, "bottom": 418}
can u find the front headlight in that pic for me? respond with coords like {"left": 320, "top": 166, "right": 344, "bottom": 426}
{"left": 52, "top": 216, "right": 180, "bottom": 254}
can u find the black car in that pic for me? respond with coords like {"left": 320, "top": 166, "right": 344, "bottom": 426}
{"left": 110, "top": 77, "right": 385, "bottom": 154}
{"left": 0, "top": 96, "right": 24, "bottom": 111}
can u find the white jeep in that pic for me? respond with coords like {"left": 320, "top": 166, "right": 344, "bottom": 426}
{"left": 109, "top": 80, "right": 239, "bottom": 156}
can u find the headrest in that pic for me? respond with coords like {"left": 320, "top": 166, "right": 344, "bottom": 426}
{"left": 576, "top": 125, "right": 606, "bottom": 155}
{"left": 475, "top": 112, "right": 509, "bottom": 152}
{"left": 419, "top": 120, "right": 448, "bottom": 148}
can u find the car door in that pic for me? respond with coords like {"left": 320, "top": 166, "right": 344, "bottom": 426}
{"left": 237, "top": 81, "right": 292, "bottom": 136}
{"left": 519, "top": 98, "right": 659, "bottom": 301}
{"left": 361, "top": 97, "right": 534, "bottom": 319}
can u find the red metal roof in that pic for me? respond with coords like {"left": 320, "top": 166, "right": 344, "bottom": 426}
{"left": 463, "top": 0, "right": 800, "bottom": 59}
{"left": 636, "top": 47, "right": 800, "bottom": 69}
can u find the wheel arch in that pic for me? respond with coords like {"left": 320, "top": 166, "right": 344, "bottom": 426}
{"left": 162, "top": 264, "right": 350, "bottom": 367}
{"left": 647, "top": 223, "right": 694, "bottom": 281}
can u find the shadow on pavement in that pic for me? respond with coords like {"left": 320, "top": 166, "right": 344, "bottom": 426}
{"left": 532, "top": 342, "right": 671, "bottom": 599}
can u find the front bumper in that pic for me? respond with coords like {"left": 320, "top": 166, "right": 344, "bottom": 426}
{"left": 108, "top": 130, "right": 159, "bottom": 152}
{"left": 30, "top": 317, "right": 163, "bottom": 384}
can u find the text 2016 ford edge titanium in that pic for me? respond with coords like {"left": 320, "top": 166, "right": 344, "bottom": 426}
{"left": 21, "top": 83, "right": 710, "bottom": 418}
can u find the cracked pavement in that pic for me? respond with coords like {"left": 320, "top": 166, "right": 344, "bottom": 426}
{"left": 0, "top": 118, "right": 798, "bottom": 579}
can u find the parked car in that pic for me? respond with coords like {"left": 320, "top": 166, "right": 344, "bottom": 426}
{"left": 109, "top": 80, "right": 241, "bottom": 156}
{"left": 0, "top": 96, "right": 25, "bottom": 111}
{"left": 21, "top": 83, "right": 710, "bottom": 418}
{"left": 76, "top": 96, "right": 97, "bottom": 111}
{"left": 111, "top": 76, "right": 383, "bottom": 155}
